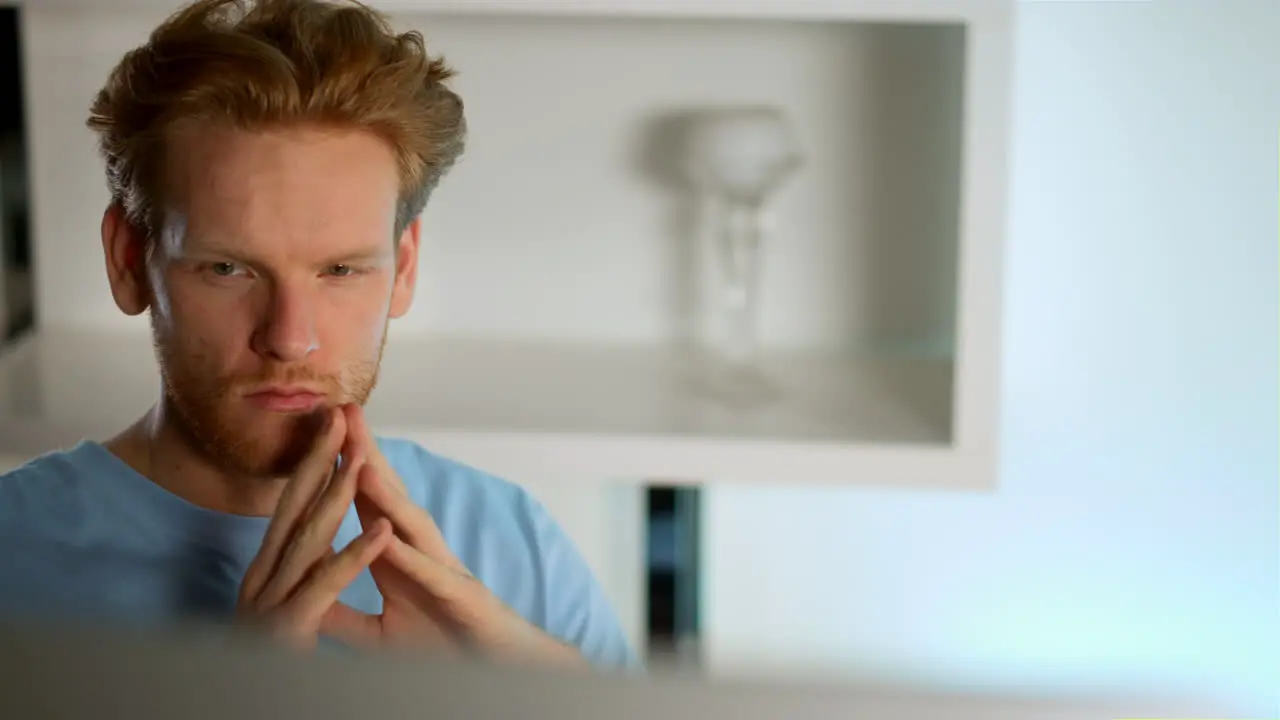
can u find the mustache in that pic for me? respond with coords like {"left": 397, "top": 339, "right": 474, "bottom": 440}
{"left": 223, "top": 366, "right": 342, "bottom": 393}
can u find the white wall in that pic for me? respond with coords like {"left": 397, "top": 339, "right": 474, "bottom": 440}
{"left": 702, "top": 0, "right": 1278, "bottom": 712}
{"left": 23, "top": 10, "right": 966, "bottom": 355}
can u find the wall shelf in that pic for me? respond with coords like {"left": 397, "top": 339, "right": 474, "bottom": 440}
{"left": 0, "top": 328, "right": 973, "bottom": 486}
{"left": 8, "top": 0, "right": 1013, "bottom": 489}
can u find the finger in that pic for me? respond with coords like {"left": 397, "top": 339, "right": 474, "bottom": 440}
{"left": 241, "top": 408, "right": 346, "bottom": 605}
{"left": 352, "top": 466, "right": 387, "bottom": 557}
{"left": 356, "top": 464, "right": 469, "bottom": 573}
{"left": 318, "top": 602, "right": 383, "bottom": 649}
{"left": 276, "top": 408, "right": 349, "bottom": 533}
{"left": 281, "top": 517, "right": 392, "bottom": 630}
{"left": 343, "top": 406, "right": 395, "bottom": 562}
{"left": 345, "top": 404, "right": 408, "bottom": 496}
{"left": 322, "top": 601, "right": 458, "bottom": 655}
{"left": 301, "top": 424, "right": 361, "bottom": 520}
{"left": 259, "top": 441, "right": 366, "bottom": 608}
{"left": 379, "top": 541, "right": 554, "bottom": 664}
{"left": 381, "top": 534, "right": 476, "bottom": 608}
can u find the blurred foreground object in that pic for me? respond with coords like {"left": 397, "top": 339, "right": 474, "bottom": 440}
{"left": 0, "top": 619, "right": 1244, "bottom": 720}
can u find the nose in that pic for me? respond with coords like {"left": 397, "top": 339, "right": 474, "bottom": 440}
{"left": 251, "top": 278, "right": 318, "bottom": 362}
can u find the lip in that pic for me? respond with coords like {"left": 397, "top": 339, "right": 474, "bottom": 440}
{"left": 244, "top": 387, "right": 326, "bottom": 413}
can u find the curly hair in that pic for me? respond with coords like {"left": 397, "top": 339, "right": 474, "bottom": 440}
{"left": 86, "top": 0, "right": 466, "bottom": 239}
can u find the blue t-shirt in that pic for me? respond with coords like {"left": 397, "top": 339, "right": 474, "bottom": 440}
{"left": 0, "top": 437, "right": 637, "bottom": 669}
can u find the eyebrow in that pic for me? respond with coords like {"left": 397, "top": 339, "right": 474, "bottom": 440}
{"left": 179, "top": 245, "right": 393, "bottom": 266}
{"left": 321, "top": 248, "right": 394, "bottom": 266}
{"left": 177, "top": 244, "right": 254, "bottom": 264}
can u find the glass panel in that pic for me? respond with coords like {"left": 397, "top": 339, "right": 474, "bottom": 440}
{"left": 645, "top": 485, "right": 701, "bottom": 669}
{"left": 0, "top": 7, "right": 33, "bottom": 342}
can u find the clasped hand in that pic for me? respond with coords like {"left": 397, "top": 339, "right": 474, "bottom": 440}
{"left": 235, "top": 405, "right": 582, "bottom": 666}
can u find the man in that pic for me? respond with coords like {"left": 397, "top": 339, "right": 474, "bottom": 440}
{"left": 0, "top": 0, "right": 637, "bottom": 668}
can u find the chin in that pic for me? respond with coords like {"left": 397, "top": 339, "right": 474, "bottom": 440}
{"left": 207, "top": 407, "right": 329, "bottom": 478}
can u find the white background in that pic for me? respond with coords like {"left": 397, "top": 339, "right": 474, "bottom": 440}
{"left": 703, "top": 0, "right": 1278, "bottom": 711}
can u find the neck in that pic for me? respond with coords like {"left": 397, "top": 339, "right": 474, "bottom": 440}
{"left": 104, "top": 403, "right": 286, "bottom": 517}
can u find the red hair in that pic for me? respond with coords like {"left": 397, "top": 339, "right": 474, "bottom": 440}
{"left": 86, "top": 0, "right": 467, "bottom": 238}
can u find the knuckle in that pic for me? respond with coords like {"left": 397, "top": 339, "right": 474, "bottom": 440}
{"left": 236, "top": 577, "right": 257, "bottom": 605}
{"left": 310, "top": 552, "right": 350, "bottom": 590}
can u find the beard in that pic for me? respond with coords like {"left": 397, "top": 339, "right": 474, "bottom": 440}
{"left": 151, "top": 316, "right": 386, "bottom": 479}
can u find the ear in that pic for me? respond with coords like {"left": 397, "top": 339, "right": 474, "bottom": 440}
{"left": 388, "top": 217, "right": 420, "bottom": 319}
{"left": 101, "top": 203, "right": 151, "bottom": 316}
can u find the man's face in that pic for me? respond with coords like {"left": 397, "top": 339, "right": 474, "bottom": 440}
{"left": 144, "top": 123, "right": 417, "bottom": 478}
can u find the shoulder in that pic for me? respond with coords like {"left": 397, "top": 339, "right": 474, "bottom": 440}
{"left": 0, "top": 446, "right": 90, "bottom": 484}
{"left": 374, "top": 436, "right": 640, "bottom": 670}
{"left": 0, "top": 445, "right": 99, "bottom": 524}
{"left": 0, "top": 445, "right": 117, "bottom": 584}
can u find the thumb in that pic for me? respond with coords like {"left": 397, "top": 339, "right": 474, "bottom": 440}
{"left": 319, "top": 602, "right": 383, "bottom": 649}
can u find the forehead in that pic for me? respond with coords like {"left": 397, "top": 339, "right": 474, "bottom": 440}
{"left": 162, "top": 122, "right": 400, "bottom": 255}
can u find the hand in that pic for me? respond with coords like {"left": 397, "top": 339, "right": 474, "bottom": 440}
{"left": 236, "top": 408, "right": 394, "bottom": 651}
{"left": 319, "top": 405, "right": 587, "bottom": 666}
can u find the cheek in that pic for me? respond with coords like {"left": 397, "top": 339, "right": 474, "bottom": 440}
{"left": 152, "top": 317, "right": 229, "bottom": 386}
{"left": 177, "top": 295, "right": 252, "bottom": 346}
{"left": 158, "top": 275, "right": 254, "bottom": 349}
{"left": 328, "top": 299, "right": 389, "bottom": 358}
{"left": 322, "top": 279, "right": 393, "bottom": 348}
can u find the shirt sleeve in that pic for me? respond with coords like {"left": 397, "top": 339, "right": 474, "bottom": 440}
{"left": 517, "top": 490, "right": 644, "bottom": 672}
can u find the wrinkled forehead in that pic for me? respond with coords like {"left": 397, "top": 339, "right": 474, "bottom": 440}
{"left": 159, "top": 121, "right": 401, "bottom": 260}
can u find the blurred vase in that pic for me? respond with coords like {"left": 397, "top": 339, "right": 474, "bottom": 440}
{"left": 681, "top": 106, "right": 802, "bottom": 409}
